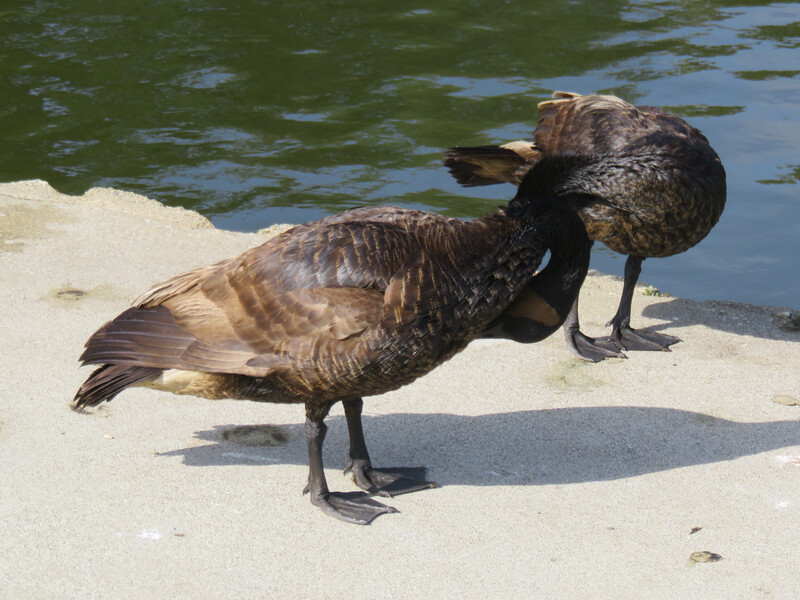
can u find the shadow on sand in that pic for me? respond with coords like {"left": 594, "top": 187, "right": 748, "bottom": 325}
{"left": 157, "top": 406, "right": 800, "bottom": 487}
{"left": 640, "top": 297, "right": 799, "bottom": 341}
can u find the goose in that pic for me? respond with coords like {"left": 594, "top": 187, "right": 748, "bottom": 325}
{"left": 444, "top": 91, "right": 726, "bottom": 362}
{"left": 73, "top": 178, "right": 591, "bottom": 525}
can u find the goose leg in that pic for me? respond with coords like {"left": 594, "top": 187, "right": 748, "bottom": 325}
{"left": 602, "top": 255, "right": 681, "bottom": 352}
{"left": 343, "top": 397, "right": 438, "bottom": 497}
{"left": 303, "top": 410, "right": 397, "bottom": 525}
{"left": 564, "top": 295, "right": 626, "bottom": 362}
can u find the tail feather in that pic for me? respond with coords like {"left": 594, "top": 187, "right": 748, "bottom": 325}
{"left": 73, "top": 364, "right": 163, "bottom": 409}
{"left": 79, "top": 306, "right": 195, "bottom": 363}
{"left": 77, "top": 305, "right": 198, "bottom": 369}
{"left": 443, "top": 145, "right": 534, "bottom": 186}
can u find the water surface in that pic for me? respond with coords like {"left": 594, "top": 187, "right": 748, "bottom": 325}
{"left": 1, "top": 1, "right": 798, "bottom": 307}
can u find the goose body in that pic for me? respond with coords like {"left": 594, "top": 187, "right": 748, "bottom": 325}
{"left": 444, "top": 91, "right": 726, "bottom": 361}
{"left": 74, "top": 191, "right": 590, "bottom": 524}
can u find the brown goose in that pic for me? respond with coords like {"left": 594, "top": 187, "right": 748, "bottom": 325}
{"left": 444, "top": 91, "right": 726, "bottom": 362}
{"left": 73, "top": 184, "right": 591, "bottom": 525}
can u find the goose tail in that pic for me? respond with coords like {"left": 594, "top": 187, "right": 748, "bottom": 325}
{"left": 73, "top": 364, "right": 163, "bottom": 409}
{"left": 443, "top": 143, "right": 536, "bottom": 186}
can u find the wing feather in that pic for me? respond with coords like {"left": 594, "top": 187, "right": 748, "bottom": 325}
{"left": 80, "top": 215, "right": 444, "bottom": 380}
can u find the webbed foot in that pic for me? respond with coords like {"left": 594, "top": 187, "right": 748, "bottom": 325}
{"left": 303, "top": 412, "right": 399, "bottom": 525}
{"left": 306, "top": 488, "right": 398, "bottom": 525}
{"left": 344, "top": 459, "right": 439, "bottom": 497}
{"left": 566, "top": 329, "right": 627, "bottom": 362}
{"left": 599, "top": 255, "right": 681, "bottom": 354}
{"left": 606, "top": 324, "right": 681, "bottom": 352}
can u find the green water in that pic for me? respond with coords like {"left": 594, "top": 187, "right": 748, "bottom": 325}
{"left": 1, "top": 1, "right": 799, "bottom": 307}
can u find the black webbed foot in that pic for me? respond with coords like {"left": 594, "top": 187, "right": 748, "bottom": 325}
{"left": 599, "top": 255, "right": 681, "bottom": 354}
{"left": 305, "top": 488, "right": 398, "bottom": 525}
{"left": 341, "top": 398, "right": 439, "bottom": 498}
{"left": 606, "top": 324, "right": 681, "bottom": 352}
{"left": 304, "top": 412, "right": 399, "bottom": 525}
{"left": 344, "top": 459, "right": 439, "bottom": 497}
{"left": 565, "top": 329, "right": 627, "bottom": 362}
{"left": 563, "top": 296, "right": 626, "bottom": 363}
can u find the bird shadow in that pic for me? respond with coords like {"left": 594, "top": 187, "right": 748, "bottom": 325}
{"left": 156, "top": 406, "right": 800, "bottom": 487}
{"left": 640, "top": 297, "right": 799, "bottom": 341}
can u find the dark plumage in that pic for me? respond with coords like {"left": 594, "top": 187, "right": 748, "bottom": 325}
{"left": 74, "top": 186, "right": 591, "bottom": 524}
{"left": 444, "top": 91, "right": 727, "bottom": 361}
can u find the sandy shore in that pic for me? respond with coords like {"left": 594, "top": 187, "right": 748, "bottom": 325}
{"left": 2, "top": 180, "right": 799, "bottom": 599}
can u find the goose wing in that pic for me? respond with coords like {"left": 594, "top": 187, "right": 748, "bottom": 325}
{"left": 79, "top": 216, "right": 442, "bottom": 379}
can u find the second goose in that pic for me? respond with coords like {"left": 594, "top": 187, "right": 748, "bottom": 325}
{"left": 444, "top": 91, "right": 726, "bottom": 362}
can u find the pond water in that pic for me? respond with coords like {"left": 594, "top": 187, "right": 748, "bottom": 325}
{"left": 1, "top": 1, "right": 798, "bottom": 307}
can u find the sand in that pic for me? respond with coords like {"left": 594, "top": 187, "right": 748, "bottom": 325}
{"left": 1, "top": 180, "right": 799, "bottom": 599}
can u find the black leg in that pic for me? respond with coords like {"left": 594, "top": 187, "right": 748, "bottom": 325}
{"left": 563, "top": 294, "right": 626, "bottom": 362}
{"left": 303, "top": 412, "right": 397, "bottom": 525}
{"left": 342, "top": 397, "right": 438, "bottom": 497}
{"left": 603, "top": 255, "right": 680, "bottom": 351}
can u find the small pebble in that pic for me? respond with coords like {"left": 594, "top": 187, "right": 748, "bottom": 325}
{"left": 771, "top": 395, "right": 800, "bottom": 407}
{"left": 690, "top": 551, "right": 722, "bottom": 564}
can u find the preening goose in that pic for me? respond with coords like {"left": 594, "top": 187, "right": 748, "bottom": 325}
{"left": 444, "top": 91, "right": 726, "bottom": 362}
{"left": 74, "top": 182, "right": 591, "bottom": 524}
